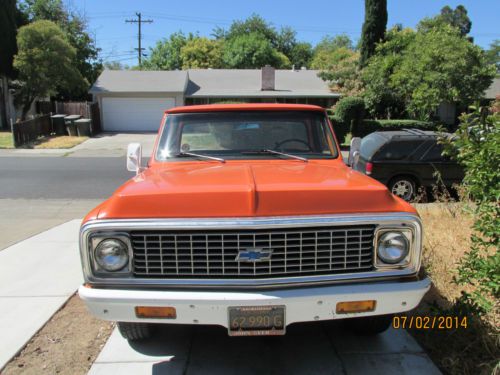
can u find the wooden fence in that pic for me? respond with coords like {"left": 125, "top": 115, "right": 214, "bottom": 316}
{"left": 12, "top": 114, "right": 52, "bottom": 147}
{"left": 37, "top": 101, "right": 102, "bottom": 134}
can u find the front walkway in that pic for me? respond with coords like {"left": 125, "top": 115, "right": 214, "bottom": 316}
{"left": 0, "top": 220, "right": 82, "bottom": 369}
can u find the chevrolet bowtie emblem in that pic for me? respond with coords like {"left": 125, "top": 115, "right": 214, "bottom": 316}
{"left": 235, "top": 248, "right": 273, "bottom": 262}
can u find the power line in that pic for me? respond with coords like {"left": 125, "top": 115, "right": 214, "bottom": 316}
{"left": 125, "top": 12, "right": 153, "bottom": 66}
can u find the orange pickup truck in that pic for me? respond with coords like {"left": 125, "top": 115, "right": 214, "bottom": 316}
{"left": 78, "top": 104, "right": 430, "bottom": 340}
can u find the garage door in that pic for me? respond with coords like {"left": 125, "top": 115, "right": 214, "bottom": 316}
{"left": 102, "top": 97, "right": 176, "bottom": 132}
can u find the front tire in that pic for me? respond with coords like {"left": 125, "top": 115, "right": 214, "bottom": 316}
{"left": 345, "top": 314, "right": 393, "bottom": 335}
{"left": 117, "top": 322, "right": 152, "bottom": 341}
{"left": 388, "top": 176, "right": 417, "bottom": 202}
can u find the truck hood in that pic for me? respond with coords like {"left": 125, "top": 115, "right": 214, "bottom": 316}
{"left": 96, "top": 161, "right": 414, "bottom": 219}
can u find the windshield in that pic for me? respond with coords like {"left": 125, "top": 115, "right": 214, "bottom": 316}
{"left": 156, "top": 111, "right": 338, "bottom": 161}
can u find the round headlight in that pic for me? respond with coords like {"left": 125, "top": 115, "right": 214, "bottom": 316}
{"left": 377, "top": 232, "right": 409, "bottom": 264}
{"left": 95, "top": 239, "right": 129, "bottom": 271}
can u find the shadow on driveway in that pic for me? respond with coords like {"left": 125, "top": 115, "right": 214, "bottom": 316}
{"left": 91, "top": 320, "right": 441, "bottom": 374}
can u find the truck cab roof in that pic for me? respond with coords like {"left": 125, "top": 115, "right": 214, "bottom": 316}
{"left": 165, "top": 103, "right": 325, "bottom": 114}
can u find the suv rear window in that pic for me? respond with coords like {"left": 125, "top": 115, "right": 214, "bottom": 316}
{"left": 376, "top": 140, "right": 426, "bottom": 161}
{"left": 360, "top": 133, "right": 387, "bottom": 160}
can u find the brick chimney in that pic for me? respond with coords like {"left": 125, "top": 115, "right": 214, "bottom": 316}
{"left": 261, "top": 65, "right": 275, "bottom": 91}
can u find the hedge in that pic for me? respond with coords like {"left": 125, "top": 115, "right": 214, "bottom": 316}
{"left": 329, "top": 115, "right": 349, "bottom": 145}
{"left": 329, "top": 117, "right": 438, "bottom": 142}
{"left": 360, "top": 119, "right": 437, "bottom": 136}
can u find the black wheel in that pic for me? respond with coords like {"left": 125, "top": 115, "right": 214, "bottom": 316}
{"left": 388, "top": 176, "right": 417, "bottom": 202}
{"left": 345, "top": 314, "right": 393, "bottom": 335}
{"left": 117, "top": 322, "right": 152, "bottom": 341}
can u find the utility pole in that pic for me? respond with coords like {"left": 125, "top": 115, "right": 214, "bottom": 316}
{"left": 125, "top": 12, "right": 153, "bottom": 66}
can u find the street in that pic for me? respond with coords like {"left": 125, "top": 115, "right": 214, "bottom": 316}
{"left": 0, "top": 157, "right": 132, "bottom": 199}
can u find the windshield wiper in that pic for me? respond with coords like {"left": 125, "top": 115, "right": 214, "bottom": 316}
{"left": 176, "top": 152, "right": 225, "bottom": 163}
{"left": 241, "top": 149, "right": 308, "bottom": 162}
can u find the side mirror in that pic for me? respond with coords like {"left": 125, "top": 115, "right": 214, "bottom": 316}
{"left": 348, "top": 137, "right": 361, "bottom": 168}
{"left": 127, "top": 143, "right": 142, "bottom": 175}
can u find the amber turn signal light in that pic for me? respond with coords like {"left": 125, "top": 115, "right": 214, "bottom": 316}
{"left": 336, "top": 300, "right": 376, "bottom": 314}
{"left": 135, "top": 306, "right": 177, "bottom": 319}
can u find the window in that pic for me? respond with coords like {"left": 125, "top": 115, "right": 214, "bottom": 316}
{"left": 421, "top": 143, "right": 448, "bottom": 162}
{"left": 360, "top": 133, "right": 388, "bottom": 160}
{"left": 156, "top": 111, "right": 338, "bottom": 160}
{"left": 375, "top": 140, "right": 425, "bottom": 161}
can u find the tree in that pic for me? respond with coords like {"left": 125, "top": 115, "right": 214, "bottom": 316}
{"left": 289, "top": 42, "right": 313, "bottom": 68}
{"left": 142, "top": 32, "right": 194, "bottom": 70}
{"left": 443, "top": 103, "right": 499, "bottom": 311}
{"left": 224, "top": 14, "right": 278, "bottom": 46}
{"left": 180, "top": 38, "right": 223, "bottom": 69}
{"left": 0, "top": 0, "right": 18, "bottom": 78}
{"left": 362, "top": 27, "right": 416, "bottom": 118}
{"left": 311, "top": 34, "right": 354, "bottom": 70}
{"left": 439, "top": 5, "right": 471, "bottom": 37}
{"left": 275, "top": 26, "right": 297, "bottom": 57}
{"left": 315, "top": 34, "right": 353, "bottom": 54}
{"left": 359, "top": 0, "right": 387, "bottom": 66}
{"left": 316, "top": 48, "right": 363, "bottom": 96}
{"left": 13, "top": 20, "right": 85, "bottom": 119}
{"left": 103, "top": 61, "right": 129, "bottom": 70}
{"left": 485, "top": 40, "right": 499, "bottom": 72}
{"left": 222, "top": 33, "right": 283, "bottom": 69}
{"left": 392, "top": 23, "right": 495, "bottom": 120}
{"left": 19, "top": 0, "right": 101, "bottom": 99}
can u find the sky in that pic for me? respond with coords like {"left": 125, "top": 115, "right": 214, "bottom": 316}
{"left": 69, "top": 0, "right": 500, "bottom": 65}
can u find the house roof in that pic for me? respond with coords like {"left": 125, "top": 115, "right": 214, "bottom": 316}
{"left": 185, "top": 69, "right": 339, "bottom": 98}
{"left": 484, "top": 77, "right": 500, "bottom": 99}
{"left": 89, "top": 70, "right": 188, "bottom": 94}
{"left": 90, "top": 69, "right": 339, "bottom": 98}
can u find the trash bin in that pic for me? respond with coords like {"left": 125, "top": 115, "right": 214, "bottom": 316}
{"left": 50, "top": 114, "right": 67, "bottom": 135}
{"left": 64, "top": 115, "right": 81, "bottom": 136}
{"left": 75, "top": 118, "right": 92, "bottom": 137}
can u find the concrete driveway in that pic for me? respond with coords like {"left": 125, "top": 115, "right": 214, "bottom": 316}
{"left": 69, "top": 133, "right": 157, "bottom": 158}
{"left": 90, "top": 321, "right": 441, "bottom": 374}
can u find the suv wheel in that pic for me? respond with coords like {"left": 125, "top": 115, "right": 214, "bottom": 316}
{"left": 117, "top": 322, "right": 152, "bottom": 341}
{"left": 389, "top": 177, "right": 416, "bottom": 202}
{"left": 345, "top": 314, "right": 393, "bottom": 335}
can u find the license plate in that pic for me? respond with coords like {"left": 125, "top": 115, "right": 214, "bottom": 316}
{"left": 228, "top": 305, "right": 285, "bottom": 336}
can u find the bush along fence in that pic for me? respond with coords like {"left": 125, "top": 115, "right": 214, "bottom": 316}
{"left": 327, "top": 96, "right": 440, "bottom": 145}
{"left": 11, "top": 114, "right": 52, "bottom": 147}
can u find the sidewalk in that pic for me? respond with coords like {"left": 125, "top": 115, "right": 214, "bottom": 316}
{"left": 0, "top": 220, "right": 82, "bottom": 369}
{"left": 0, "top": 133, "right": 156, "bottom": 159}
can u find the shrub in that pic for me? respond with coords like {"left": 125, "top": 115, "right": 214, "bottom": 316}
{"left": 334, "top": 97, "right": 365, "bottom": 136}
{"left": 443, "top": 103, "right": 500, "bottom": 311}
{"left": 329, "top": 115, "right": 349, "bottom": 145}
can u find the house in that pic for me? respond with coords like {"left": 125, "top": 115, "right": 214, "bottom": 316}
{"left": 89, "top": 67, "right": 340, "bottom": 132}
{"left": 484, "top": 77, "right": 500, "bottom": 101}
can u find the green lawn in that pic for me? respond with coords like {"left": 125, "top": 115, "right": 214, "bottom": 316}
{"left": 0, "top": 132, "right": 14, "bottom": 148}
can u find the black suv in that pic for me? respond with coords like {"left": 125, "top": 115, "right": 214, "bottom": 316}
{"left": 354, "top": 129, "right": 464, "bottom": 201}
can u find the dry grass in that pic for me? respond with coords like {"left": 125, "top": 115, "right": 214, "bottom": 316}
{"left": 33, "top": 136, "right": 88, "bottom": 149}
{"left": 417, "top": 203, "right": 475, "bottom": 302}
{"left": 0, "top": 131, "right": 14, "bottom": 148}
{"left": 408, "top": 203, "right": 499, "bottom": 375}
